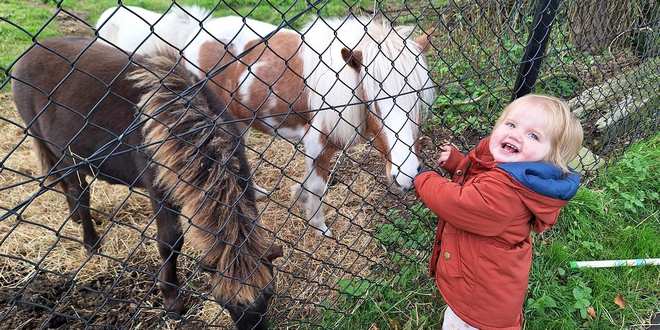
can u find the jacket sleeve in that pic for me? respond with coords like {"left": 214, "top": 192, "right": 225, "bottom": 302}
{"left": 440, "top": 146, "right": 466, "bottom": 175}
{"left": 414, "top": 171, "right": 520, "bottom": 237}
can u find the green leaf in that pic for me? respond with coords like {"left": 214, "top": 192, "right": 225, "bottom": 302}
{"left": 338, "top": 279, "right": 371, "bottom": 298}
{"left": 530, "top": 295, "right": 558, "bottom": 314}
{"left": 557, "top": 267, "right": 566, "bottom": 277}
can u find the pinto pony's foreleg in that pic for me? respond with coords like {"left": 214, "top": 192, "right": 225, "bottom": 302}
{"left": 293, "top": 129, "right": 338, "bottom": 236}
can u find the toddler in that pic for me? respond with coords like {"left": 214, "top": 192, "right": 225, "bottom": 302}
{"left": 414, "top": 94, "right": 583, "bottom": 329}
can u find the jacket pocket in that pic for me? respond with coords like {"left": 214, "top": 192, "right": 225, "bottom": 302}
{"left": 478, "top": 238, "right": 532, "bottom": 284}
{"left": 475, "top": 238, "right": 532, "bottom": 326}
{"left": 439, "top": 225, "right": 462, "bottom": 278}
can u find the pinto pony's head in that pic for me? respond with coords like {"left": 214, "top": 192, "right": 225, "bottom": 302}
{"left": 340, "top": 16, "right": 436, "bottom": 190}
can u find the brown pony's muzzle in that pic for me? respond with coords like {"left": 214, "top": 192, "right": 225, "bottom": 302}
{"left": 207, "top": 244, "right": 282, "bottom": 330}
{"left": 223, "top": 282, "right": 274, "bottom": 330}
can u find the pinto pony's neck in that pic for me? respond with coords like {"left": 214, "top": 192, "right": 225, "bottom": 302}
{"left": 304, "top": 15, "right": 436, "bottom": 187}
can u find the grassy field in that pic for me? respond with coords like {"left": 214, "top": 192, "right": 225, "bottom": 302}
{"left": 0, "top": 0, "right": 657, "bottom": 328}
{"left": 0, "top": 0, "right": 60, "bottom": 80}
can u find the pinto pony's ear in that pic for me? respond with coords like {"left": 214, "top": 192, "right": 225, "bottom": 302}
{"left": 265, "top": 244, "right": 284, "bottom": 262}
{"left": 340, "top": 48, "right": 363, "bottom": 71}
{"left": 414, "top": 28, "right": 434, "bottom": 52}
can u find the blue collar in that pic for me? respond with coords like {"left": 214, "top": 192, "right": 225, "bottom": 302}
{"left": 497, "top": 162, "right": 580, "bottom": 200}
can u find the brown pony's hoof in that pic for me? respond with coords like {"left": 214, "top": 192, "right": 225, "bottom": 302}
{"left": 163, "top": 298, "right": 186, "bottom": 317}
{"left": 84, "top": 235, "right": 102, "bottom": 255}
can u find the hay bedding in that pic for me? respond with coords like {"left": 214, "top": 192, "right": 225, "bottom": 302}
{"left": 0, "top": 90, "right": 423, "bottom": 328}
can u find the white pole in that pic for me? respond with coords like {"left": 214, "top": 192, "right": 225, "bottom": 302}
{"left": 570, "top": 258, "right": 660, "bottom": 269}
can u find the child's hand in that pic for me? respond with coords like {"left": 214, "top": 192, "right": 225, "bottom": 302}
{"left": 438, "top": 144, "right": 452, "bottom": 166}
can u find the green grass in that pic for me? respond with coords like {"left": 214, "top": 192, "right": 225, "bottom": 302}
{"left": 0, "top": 0, "right": 60, "bottom": 84}
{"left": 42, "top": 0, "right": 367, "bottom": 30}
{"left": 322, "top": 134, "right": 659, "bottom": 329}
{"left": 50, "top": 0, "right": 369, "bottom": 27}
{"left": 525, "top": 134, "right": 659, "bottom": 329}
{"left": 319, "top": 204, "right": 444, "bottom": 329}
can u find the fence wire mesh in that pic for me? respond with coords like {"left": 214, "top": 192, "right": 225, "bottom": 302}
{"left": 0, "top": 0, "right": 658, "bottom": 328}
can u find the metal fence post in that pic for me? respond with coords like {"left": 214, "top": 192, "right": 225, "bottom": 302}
{"left": 512, "top": 0, "right": 561, "bottom": 100}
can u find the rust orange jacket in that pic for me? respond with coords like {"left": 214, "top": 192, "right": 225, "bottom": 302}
{"left": 414, "top": 137, "right": 580, "bottom": 329}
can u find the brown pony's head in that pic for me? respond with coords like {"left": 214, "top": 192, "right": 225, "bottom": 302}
{"left": 214, "top": 243, "right": 283, "bottom": 329}
{"left": 131, "top": 50, "right": 284, "bottom": 328}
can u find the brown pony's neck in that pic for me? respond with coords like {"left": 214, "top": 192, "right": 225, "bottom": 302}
{"left": 129, "top": 51, "right": 274, "bottom": 305}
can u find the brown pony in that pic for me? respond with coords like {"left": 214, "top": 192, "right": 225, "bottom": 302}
{"left": 11, "top": 37, "right": 282, "bottom": 329}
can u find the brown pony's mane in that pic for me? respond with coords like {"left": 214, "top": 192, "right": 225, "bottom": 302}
{"left": 128, "top": 51, "right": 273, "bottom": 304}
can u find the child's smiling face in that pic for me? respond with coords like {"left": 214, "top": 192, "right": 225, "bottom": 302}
{"left": 489, "top": 100, "right": 553, "bottom": 163}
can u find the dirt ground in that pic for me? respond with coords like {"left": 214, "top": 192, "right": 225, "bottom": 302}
{"left": 0, "top": 7, "right": 449, "bottom": 328}
{"left": 0, "top": 80, "right": 439, "bottom": 329}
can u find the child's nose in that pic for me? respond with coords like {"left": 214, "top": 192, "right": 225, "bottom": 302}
{"left": 510, "top": 130, "right": 523, "bottom": 142}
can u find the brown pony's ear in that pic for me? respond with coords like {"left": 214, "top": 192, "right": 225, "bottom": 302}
{"left": 340, "top": 48, "right": 363, "bottom": 71}
{"left": 265, "top": 244, "right": 283, "bottom": 262}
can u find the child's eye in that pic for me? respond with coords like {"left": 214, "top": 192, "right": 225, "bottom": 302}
{"left": 505, "top": 122, "right": 515, "bottom": 128}
{"left": 528, "top": 132, "right": 539, "bottom": 141}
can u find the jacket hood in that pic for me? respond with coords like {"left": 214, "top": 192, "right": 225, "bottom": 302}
{"left": 497, "top": 162, "right": 580, "bottom": 200}
{"left": 497, "top": 162, "right": 580, "bottom": 233}
{"left": 471, "top": 137, "right": 581, "bottom": 233}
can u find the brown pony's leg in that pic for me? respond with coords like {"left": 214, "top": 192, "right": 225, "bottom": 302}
{"left": 56, "top": 173, "right": 100, "bottom": 254}
{"left": 148, "top": 189, "right": 185, "bottom": 315}
{"left": 33, "top": 138, "right": 101, "bottom": 252}
{"left": 33, "top": 138, "right": 101, "bottom": 253}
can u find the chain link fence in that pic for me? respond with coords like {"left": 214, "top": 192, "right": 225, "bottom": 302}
{"left": 0, "top": 0, "right": 658, "bottom": 328}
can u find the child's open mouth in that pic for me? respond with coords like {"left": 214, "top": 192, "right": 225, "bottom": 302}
{"left": 501, "top": 143, "right": 519, "bottom": 153}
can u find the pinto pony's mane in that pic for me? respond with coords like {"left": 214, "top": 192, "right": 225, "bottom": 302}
{"left": 302, "top": 15, "right": 435, "bottom": 184}
{"left": 127, "top": 52, "right": 273, "bottom": 304}
{"left": 356, "top": 16, "right": 435, "bottom": 124}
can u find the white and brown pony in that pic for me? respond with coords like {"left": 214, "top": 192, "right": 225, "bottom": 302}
{"left": 96, "top": 9, "right": 436, "bottom": 236}
{"left": 95, "top": 6, "right": 274, "bottom": 56}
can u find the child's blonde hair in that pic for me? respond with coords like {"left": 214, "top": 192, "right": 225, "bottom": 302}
{"left": 495, "top": 94, "right": 583, "bottom": 173}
